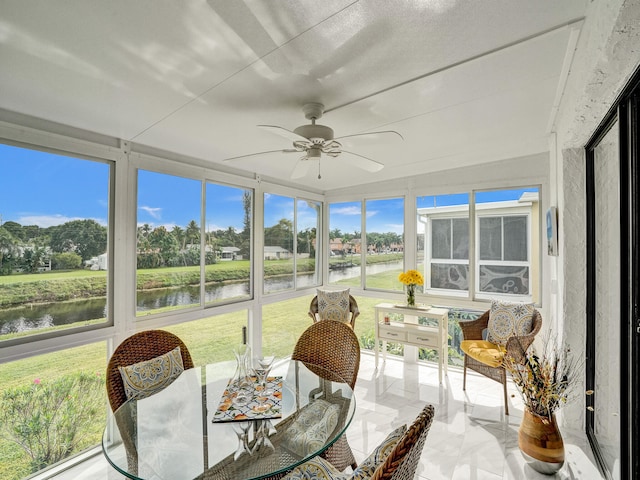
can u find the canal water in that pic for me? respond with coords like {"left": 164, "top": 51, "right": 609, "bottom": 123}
{"left": 0, "top": 261, "right": 401, "bottom": 335}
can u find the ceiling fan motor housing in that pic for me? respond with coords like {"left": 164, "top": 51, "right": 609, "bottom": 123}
{"left": 293, "top": 123, "right": 334, "bottom": 142}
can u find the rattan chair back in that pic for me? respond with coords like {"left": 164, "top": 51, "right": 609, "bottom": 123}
{"left": 292, "top": 320, "right": 361, "bottom": 471}
{"left": 308, "top": 294, "right": 360, "bottom": 328}
{"left": 292, "top": 319, "right": 360, "bottom": 389}
{"left": 106, "top": 329, "right": 194, "bottom": 412}
{"left": 370, "top": 403, "right": 435, "bottom": 480}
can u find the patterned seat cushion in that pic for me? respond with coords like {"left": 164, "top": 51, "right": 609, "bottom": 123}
{"left": 118, "top": 346, "right": 184, "bottom": 401}
{"left": 281, "top": 399, "right": 341, "bottom": 457}
{"left": 317, "top": 288, "right": 351, "bottom": 323}
{"left": 486, "top": 300, "right": 534, "bottom": 346}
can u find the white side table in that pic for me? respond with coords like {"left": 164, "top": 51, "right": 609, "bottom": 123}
{"left": 374, "top": 303, "right": 449, "bottom": 384}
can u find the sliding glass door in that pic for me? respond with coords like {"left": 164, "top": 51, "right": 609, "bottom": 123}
{"left": 585, "top": 67, "right": 640, "bottom": 480}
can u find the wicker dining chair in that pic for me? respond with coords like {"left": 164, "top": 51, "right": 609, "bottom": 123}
{"left": 291, "top": 320, "right": 361, "bottom": 471}
{"left": 281, "top": 403, "right": 435, "bottom": 480}
{"left": 308, "top": 294, "right": 360, "bottom": 328}
{"left": 106, "top": 329, "right": 194, "bottom": 412}
{"left": 460, "top": 306, "right": 542, "bottom": 415}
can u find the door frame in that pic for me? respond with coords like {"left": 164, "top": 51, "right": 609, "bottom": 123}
{"left": 585, "top": 65, "right": 639, "bottom": 480}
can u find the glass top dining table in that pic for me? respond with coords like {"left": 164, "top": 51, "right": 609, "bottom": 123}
{"left": 102, "top": 359, "right": 356, "bottom": 480}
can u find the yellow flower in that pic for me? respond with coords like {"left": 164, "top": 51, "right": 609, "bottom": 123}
{"left": 398, "top": 269, "right": 424, "bottom": 286}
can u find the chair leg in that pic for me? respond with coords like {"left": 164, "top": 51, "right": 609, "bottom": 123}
{"left": 502, "top": 378, "right": 509, "bottom": 416}
{"left": 462, "top": 357, "right": 467, "bottom": 391}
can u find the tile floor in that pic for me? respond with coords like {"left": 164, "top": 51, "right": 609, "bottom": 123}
{"left": 42, "top": 352, "right": 603, "bottom": 480}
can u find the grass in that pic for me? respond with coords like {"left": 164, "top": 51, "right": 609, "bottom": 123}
{"left": 0, "top": 262, "right": 404, "bottom": 479}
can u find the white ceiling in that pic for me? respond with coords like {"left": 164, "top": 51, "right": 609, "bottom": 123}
{"left": 0, "top": 0, "right": 587, "bottom": 192}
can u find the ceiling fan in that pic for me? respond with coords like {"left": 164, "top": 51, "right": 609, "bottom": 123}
{"left": 223, "top": 103, "right": 403, "bottom": 179}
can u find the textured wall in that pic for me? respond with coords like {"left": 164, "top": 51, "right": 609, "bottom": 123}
{"left": 560, "top": 148, "right": 587, "bottom": 430}
{"left": 555, "top": 0, "right": 639, "bottom": 433}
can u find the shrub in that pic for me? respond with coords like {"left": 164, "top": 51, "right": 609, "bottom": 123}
{"left": 0, "top": 372, "right": 105, "bottom": 473}
{"left": 51, "top": 252, "right": 82, "bottom": 270}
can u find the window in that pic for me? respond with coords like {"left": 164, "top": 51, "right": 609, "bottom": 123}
{"left": 417, "top": 193, "right": 470, "bottom": 294}
{"left": 0, "top": 144, "right": 111, "bottom": 343}
{"left": 296, "top": 199, "right": 321, "bottom": 287}
{"left": 137, "top": 170, "right": 202, "bottom": 315}
{"left": 365, "top": 198, "right": 404, "bottom": 291}
{"left": 475, "top": 189, "right": 538, "bottom": 300}
{"left": 0, "top": 341, "right": 107, "bottom": 478}
{"left": 328, "top": 201, "right": 362, "bottom": 287}
{"left": 263, "top": 194, "right": 294, "bottom": 294}
{"left": 417, "top": 188, "right": 539, "bottom": 302}
{"left": 205, "top": 183, "right": 252, "bottom": 304}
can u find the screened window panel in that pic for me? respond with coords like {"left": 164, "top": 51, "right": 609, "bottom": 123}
{"left": 478, "top": 265, "right": 529, "bottom": 294}
{"left": 503, "top": 216, "right": 527, "bottom": 261}
{"left": 479, "top": 217, "right": 502, "bottom": 260}
{"left": 431, "top": 219, "right": 451, "bottom": 259}
{"left": 430, "top": 263, "right": 469, "bottom": 290}
{"left": 452, "top": 218, "right": 469, "bottom": 259}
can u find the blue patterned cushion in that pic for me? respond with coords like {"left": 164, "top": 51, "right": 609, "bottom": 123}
{"left": 282, "top": 399, "right": 341, "bottom": 457}
{"left": 350, "top": 424, "right": 407, "bottom": 479}
{"left": 317, "top": 288, "right": 351, "bottom": 323}
{"left": 487, "top": 300, "right": 534, "bottom": 346}
{"left": 118, "top": 346, "right": 184, "bottom": 401}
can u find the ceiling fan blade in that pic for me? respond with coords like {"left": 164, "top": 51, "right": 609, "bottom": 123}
{"left": 290, "top": 157, "right": 313, "bottom": 179}
{"left": 333, "top": 130, "right": 404, "bottom": 144}
{"left": 341, "top": 150, "right": 384, "bottom": 172}
{"left": 223, "top": 149, "right": 299, "bottom": 162}
{"left": 258, "top": 125, "right": 310, "bottom": 144}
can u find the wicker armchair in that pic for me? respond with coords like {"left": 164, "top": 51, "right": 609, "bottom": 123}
{"left": 106, "top": 329, "right": 194, "bottom": 412}
{"left": 308, "top": 294, "right": 360, "bottom": 328}
{"left": 282, "top": 403, "right": 435, "bottom": 480}
{"left": 460, "top": 308, "right": 542, "bottom": 415}
{"left": 292, "top": 320, "right": 361, "bottom": 471}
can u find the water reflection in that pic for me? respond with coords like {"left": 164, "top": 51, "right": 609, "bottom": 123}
{"left": 0, "top": 261, "right": 401, "bottom": 334}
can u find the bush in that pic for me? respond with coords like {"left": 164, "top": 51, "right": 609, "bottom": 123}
{"left": 51, "top": 252, "right": 82, "bottom": 270}
{"left": 0, "top": 372, "right": 105, "bottom": 473}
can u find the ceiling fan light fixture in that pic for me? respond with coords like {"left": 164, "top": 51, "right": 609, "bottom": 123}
{"left": 307, "top": 146, "right": 321, "bottom": 158}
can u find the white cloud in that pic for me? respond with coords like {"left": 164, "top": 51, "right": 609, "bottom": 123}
{"left": 332, "top": 206, "right": 361, "bottom": 216}
{"left": 139, "top": 205, "right": 162, "bottom": 219}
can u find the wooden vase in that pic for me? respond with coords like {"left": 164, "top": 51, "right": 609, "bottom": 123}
{"left": 518, "top": 410, "right": 565, "bottom": 474}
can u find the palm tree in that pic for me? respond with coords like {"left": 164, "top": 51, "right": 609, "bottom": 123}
{"left": 185, "top": 220, "right": 200, "bottom": 247}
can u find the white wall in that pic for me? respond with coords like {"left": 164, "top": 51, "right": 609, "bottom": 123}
{"left": 553, "top": 0, "right": 640, "bottom": 430}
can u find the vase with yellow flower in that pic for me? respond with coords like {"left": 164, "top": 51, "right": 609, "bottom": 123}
{"left": 398, "top": 269, "right": 424, "bottom": 307}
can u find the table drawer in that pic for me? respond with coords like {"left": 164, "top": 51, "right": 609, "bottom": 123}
{"left": 378, "top": 328, "right": 407, "bottom": 342}
{"left": 407, "top": 331, "right": 439, "bottom": 347}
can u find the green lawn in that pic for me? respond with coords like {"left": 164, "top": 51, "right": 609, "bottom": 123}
{"left": 0, "top": 262, "right": 404, "bottom": 480}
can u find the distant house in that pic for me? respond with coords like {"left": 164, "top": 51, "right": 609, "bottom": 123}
{"left": 220, "top": 246, "right": 240, "bottom": 261}
{"left": 86, "top": 252, "right": 108, "bottom": 270}
{"left": 263, "top": 246, "right": 292, "bottom": 260}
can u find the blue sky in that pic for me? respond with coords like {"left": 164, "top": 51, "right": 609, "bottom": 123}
{"left": 1, "top": 143, "right": 538, "bottom": 235}
{"left": 0, "top": 144, "right": 110, "bottom": 227}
